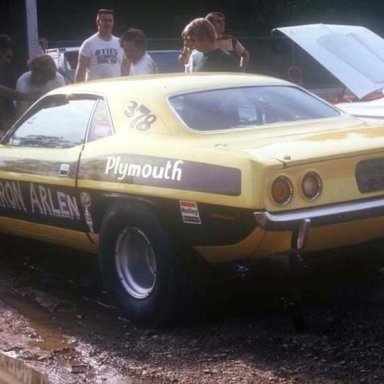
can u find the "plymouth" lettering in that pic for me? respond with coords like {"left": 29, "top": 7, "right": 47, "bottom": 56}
{"left": 105, "top": 156, "right": 183, "bottom": 181}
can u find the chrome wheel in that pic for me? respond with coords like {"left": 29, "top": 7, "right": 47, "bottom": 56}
{"left": 114, "top": 226, "right": 157, "bottom": 299}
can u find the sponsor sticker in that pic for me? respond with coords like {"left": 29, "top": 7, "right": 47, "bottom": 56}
{"left": 80, "top": 192, "right": 94, "bottom": 233}
{"left": 179, "top": 200, "right": 201, "bottom": 224}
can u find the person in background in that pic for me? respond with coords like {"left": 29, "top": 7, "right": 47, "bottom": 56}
{"left": 0, "top": 34, "right": 17, "bottom": 96}
{"left": 181, "top": 18, "right": 239, "bottom": 73}
{"left": 75, "top": 9, "right": 127, "bottom": 82}
{"left": 120, "top": 28, "right": 158, "bottom": 75}
{"left": 15, "top": 54, "right": 65, "bottom": 116}
{"left": 178, "top": 34, "right": 198, "bottom": 73}
{"left": 205, "top": 11, "right": 249, "bottom": 71}
{"left": 0, "top": 34, "right": 32, "bottom": 133}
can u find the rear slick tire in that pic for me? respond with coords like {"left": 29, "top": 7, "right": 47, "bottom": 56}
{"left": 99, "top": 202, "right": 182, "bottom": 327}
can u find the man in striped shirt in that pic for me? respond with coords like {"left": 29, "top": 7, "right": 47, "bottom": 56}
{"left": 205, "top": 11, "right": 249, "bottom": 71}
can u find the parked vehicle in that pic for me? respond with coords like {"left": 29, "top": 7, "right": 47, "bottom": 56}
{"left": 274, "top": 23, "right": 384, "bottom": 120}
{"left": 46, "top": 47, "right": 182, "bottom": 83}
{"left": 45, "top": 47, "right": 79, "bottom": 83}
{"left": 2, "top": 73, "right": 384, "bottom": 326}
{"left": 147, "top": 49, "right": 183, "bottom": 73}
{"left": 335, "top": 97, "right": 384, "bottom": 121}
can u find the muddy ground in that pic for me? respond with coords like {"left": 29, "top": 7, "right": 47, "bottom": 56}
{"left": 1, "top": 234, "right": 384, "bottom": 383}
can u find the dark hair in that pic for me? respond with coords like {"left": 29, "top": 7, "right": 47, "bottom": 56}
{"left": 120, "top": 28, "right": 147, "bottom": 50}
{"left": 96, "top": 8, "right": 114, "bottom": 22}
{"left": 0, "top": 34, "right": 15, "bottom": 54}
{"left": 205, "top": 11, "right": 225, "bottom": 23}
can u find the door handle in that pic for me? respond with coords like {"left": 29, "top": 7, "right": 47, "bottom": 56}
{"left": 59, "top": 163, "right": 70, "bottom": 177}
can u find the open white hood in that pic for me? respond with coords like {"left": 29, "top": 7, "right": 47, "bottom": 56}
{"left": 274, "top": 24, "right": 384, "bottom": 99}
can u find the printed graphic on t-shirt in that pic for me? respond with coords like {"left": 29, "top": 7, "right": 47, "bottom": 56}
{"left": 95, "top": 48, "right": 119, "bottom": 64}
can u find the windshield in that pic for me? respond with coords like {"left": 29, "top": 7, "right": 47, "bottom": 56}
{"left": 169, "top": 86, "right": 340, "bottom": 131}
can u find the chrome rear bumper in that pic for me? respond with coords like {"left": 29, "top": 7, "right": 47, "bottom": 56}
{"left": 254, "top": 197, "right": 384, "bottom": 250}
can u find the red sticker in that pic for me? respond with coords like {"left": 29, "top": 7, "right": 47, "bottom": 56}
{"left": 179, "top": 200, "right": 201, "bottom": 224}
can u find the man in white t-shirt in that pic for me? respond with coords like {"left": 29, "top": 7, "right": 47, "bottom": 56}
{"left": 75, "top": 9, "right": 127, "bottom": 82}
{"left": 120, "top": 29, "right": 158, "bottom": 76}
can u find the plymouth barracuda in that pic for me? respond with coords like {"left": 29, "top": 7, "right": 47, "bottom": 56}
{"left": 1, "top": 73, "right": 384, "bottom": 325}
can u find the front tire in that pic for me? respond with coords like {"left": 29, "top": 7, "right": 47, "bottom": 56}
{"left": 99, "top": 202, "right": 184, "bottom": 326}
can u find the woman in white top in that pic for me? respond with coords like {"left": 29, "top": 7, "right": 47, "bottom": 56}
{"left": 120, "top": 28, "right": 158, "bottom": 75}
{"left": 16, "top": 54, "right": 65, "bottom": 116}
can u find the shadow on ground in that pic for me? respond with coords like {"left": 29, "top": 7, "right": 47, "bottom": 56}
{"left": 1, "top": 233, "right": 384, "bottom": 383}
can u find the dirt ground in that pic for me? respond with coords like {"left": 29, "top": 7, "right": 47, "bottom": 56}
{"left": 1, "top": 233, "right": 384, "bottom": 384}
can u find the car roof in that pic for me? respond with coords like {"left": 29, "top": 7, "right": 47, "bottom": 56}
{"left": 47, "top": 74, "right": 296, "bottom": 135}
{"left": 46, "top": 47, "right": 80, "bottom": 53}
{"left": 45, "top": 73, "right": 343, "bottom": 138}
{"left": 274, "top": 24, "right": 384, "bottom": 99}
{"left": 48, "top": 73, "right": 292, "bottom": 97}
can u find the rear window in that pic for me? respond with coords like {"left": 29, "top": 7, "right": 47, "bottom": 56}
{"left": 169, "top": 86, "right": 340, "bottom": 131}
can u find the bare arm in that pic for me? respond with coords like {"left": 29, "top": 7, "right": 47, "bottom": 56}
{"left": 16, "top": 100, "right": 28, "bottom": 118}
{"left": 0, "top": 84, "right": 28, "bottom": 100}
{"left": 122, "top": 56, "right": 131, "bottom": 76}
{"left": 233, "top": 40, "right": 250, "bottom": 72}
{"left": 75, "top": 54, "right": 90, "bottom": 83}
{"left": 178, "top": 47, "right": 192, "bottom": 65}
{"left": 239, "top": 49, "right": 250, "bottom": 71}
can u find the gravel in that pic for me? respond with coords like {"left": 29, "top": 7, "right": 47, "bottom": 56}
{"left": 0, "top": 234, "right": 384, "bottom": 383}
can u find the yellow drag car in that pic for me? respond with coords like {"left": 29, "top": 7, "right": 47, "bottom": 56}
{"left": 1, "top": 73, "right": 384, "bottom": 325}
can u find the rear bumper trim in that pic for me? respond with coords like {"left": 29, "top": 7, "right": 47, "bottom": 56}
{"left": 254, "top": 197, "right": 384, "bottom": 250}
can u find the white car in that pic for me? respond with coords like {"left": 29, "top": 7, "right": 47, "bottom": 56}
{"left": 274, "top": 24, "right": 384, "bottom": 120}
{"left": 336, "top": 97, "right": 384, "bottom": 121}
{"left": 45, "top": 47, "right": 79, "bottom": 83}
{"left": 46, "top": 47, "right": 183, "bottom": 83}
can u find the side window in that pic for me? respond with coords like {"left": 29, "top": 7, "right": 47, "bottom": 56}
{"left": 87, "top": 99, "right": 113, "bottom": 142}
{"left": 5, "top": 95, "right": 96, "bottom": 148}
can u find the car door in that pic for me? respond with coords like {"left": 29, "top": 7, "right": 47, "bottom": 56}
{"left": 0, "top": 93, "right": 98, "bottom": 248}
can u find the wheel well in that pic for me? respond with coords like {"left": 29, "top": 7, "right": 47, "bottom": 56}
{"left": 97, "top": 196, "right": 165, "bottom": 235}
{"left": 97, "top": 195, "right": 210, "bottom": 326}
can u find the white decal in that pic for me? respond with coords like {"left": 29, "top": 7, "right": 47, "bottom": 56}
{"left": 30, "top": 184, "right": 80, "bottom": 220}
{"left": 179, "top": 200, "right": 201, "bottom": 224}
{"left": 0, "top": 181, "right": 27, "bottom": 212}
{"left": 105, "top": 156, "right": 183, "bottom": 182}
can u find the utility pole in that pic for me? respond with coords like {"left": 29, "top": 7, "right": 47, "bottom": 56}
{"left": 25, "top": 0, "right": 40, "bottom": 58}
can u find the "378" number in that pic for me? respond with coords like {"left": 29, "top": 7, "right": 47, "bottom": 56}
{"left": 124, "top": 101, "right": 157, "bottom": 131}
